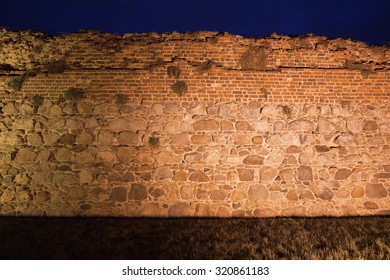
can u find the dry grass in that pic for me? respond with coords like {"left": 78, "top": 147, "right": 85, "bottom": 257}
{"left": 0, "top": 217, "right": 388, "bottom": 260}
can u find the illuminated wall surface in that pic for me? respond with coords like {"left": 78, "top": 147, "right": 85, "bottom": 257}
{"left": 0, "top": 30, "right": 389, "bottom": 217}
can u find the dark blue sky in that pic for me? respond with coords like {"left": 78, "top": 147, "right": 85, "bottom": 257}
{"left": 2, "top": 0, "right": 390, "bottom": 44}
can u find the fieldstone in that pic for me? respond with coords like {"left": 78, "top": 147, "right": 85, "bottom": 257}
{"left": 188, "top": 103, "right": 206, "bottom": 115}
{"left": 281, "top": 133, "right": 300, "bottom": 145}
{"left": 32, "top": 172, "right": 53, "bottom": 185}
{"left": 255, "top": 120, "right": 269, "bottom": 132}
{"left": 14, "top": 148, "right": 37, "bottom": 162}
{"left": 227, "top": 171, "right": 239, "bottom": 181}
{"left": 265, "top": 135, "right": 281, "bottom": 146}
{"left": 232, "top": 190, "right": 247, "bottom": 200}
{"left": 204, "top": 152, "right": 220, "bottom": 164}
{"left": 224, "top": 156, "right": 242, "bottom": 164}
{"left": 110, "top": 187, "right": 127, "bottom": 202}
{"left": 139, "top": 203, "right": 162, "bottom": 216}
{"left": 316, "top": 188, "right": 334, "bottom": 200}
{"left": 193, "top": 119, "right": 219, "bottom": 131}
{"left": 79, "top": 170, "right": 94, "bottom": 184}
{"left": 173, "top": 171, "right": 187, "bottom": 181}
{"left": 383, "top": 165, "right": 390, "bottom": 172}
{"left": 180, "top": 185, "right": 193, "bottom": 199}
{"left": 53, "top": 173, "right": 79, "bottom": 185}
{"left": 210, "top": 190, "right": 226, "bottom": 200}
{"left": 235, "top": 120, "right": 254, "bottom": 131}
{"left": 237, "top": 169, "right": 254, "bottom": 181}
{"left": 43, "top": 133, "right": 59, "bottom": 145}
{"left": 260, "top": 166, "right": 278, "bottom": 182}
{"left": 66, "top": 119, "right": 84, "bottom": 130}
{"left": 298, "top": 166, "right": 313, "bottom": 181}
{"left": 108, "top": 118, "right": 128, "bottom": 132}
{"left": 189, "top": 170, "right": 210, "bottom": 182}
{"left": 335, "top": 169, "right": 353, "bottom": 180}
{"left": 254, "top": 209, "right": 277, "bottom": 218}
{"left": 168, "top": 202, "right": 192, "bottom": 217}
{"left": 346, "top": 119, "right": 363, "bottom": 132}
{"left": 96, "top": 151, "right": 116, "bottom": 163}
{"left": 252, "top": 136, "right": 263, "bottom": 144}
{"left": 164, "top": 121, "right": 181, "bottom": 132}
{"left": 195, "top": 203, "right": 210, "bottom": 217}
{"left": 315, "top": 145, "right": 330, "bottom": 153}
{"left": 2, "top": 103, "right": 19, "bottom": 114}
{"left": 35, "top": 191, "right": 51, "bottom": 202}
{"left": 366, "top": 183, "right": 387, "bottom": 198}
{"left": 279, "top": 169, "right": 294, "bottom": 181}
{"left": 27, "top": 134, "right": 43, "bottom": 146}
{"left": 151, "top": 103, "right": 164, "bottom": 115}
{"left": 156, "top": 151, "right": 181, "bottom": 165}
{"left": 233, "top": 134, "right": 250, "bottom": 144}
{"left": 374, "top": 173, "right": 390, "bottom": 179}
{"left": 363, "top": 120, "right": 378, "bottom": 131}
{"left": 60, "top": 134, "right": 76, "bottom": 145}
{"left": 351, "top": 186, "right": 364, "bottom": 198}
{"left": 220, "top": 120, "right": 234, "bottom": 130}
{"left": 285, "top": 145, "right": 302, "bottom": 153}
{"left": 170, "top": 133, "right": 191, "bottom": 145}
{"left": 185, "top": 152, "right": 202, "bottom": 163}
{"left": 287, "top": 189, "right": 299, "bottom": 201}
{"left": 248, "top": 185, "right": 269, "bottom": 201}
{"left": 76, "top": 131, "right": 95, "bottom": 144}
{"left": 364, "top": 201, "right": 379, "bottom": 210}
{"left": 316, "top": 116, "right": 334, "bottom": 133}
{"left": 289, "top": 119, "right": 315, "bottom": 131}
{"left": 97, "top": 129, "right": 115, "bottom": 145}
{"left": 117, "top": 130, "right": 138, "bottom": 145}
{"left": 264, "top": 150, "right": 284, "bottom": 165}
{"left": 243, "top": 155, "right": 264, "bottom": 165}
{"left": 216, "top": 207, "right": 230, "bottom": 217}
{"left": 128, "top": 184, "right": 147, "bottom": 200}
{"left": 153, "top": 166, "right": 172, "bottom": 180}
{"left": 191, "top": 135, "right": 212, "bottom": 144}
{"left": 13, "top": 118, "right": 34, "bottom": 130}
{"left": 116, "top": 147, "right": 134, "bottom": 165}
{"left": 65, "top": 186, "right": 85, "bottom": 200}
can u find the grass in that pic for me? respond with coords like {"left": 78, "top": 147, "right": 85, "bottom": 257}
{"left": 0, "top": 217, "right": 388, "bottom": 260}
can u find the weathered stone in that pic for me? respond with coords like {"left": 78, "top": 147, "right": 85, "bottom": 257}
{"left": 172, "top": 171, "right": 187, "bottom": 181}
{"left": 351, "top": 186, "right": 365, "bottom": 198}
{"left": 225, "top": 156, "right": 242, "bottom": 164}
{"left": 189, "top": 170, "right": 210, "bottom": 182}
{"left": 366, "top": 183, "right": 387, "bottom": 198}
{"left": 110, "top": 187, "right": 127, "bottom": 202}
{"left": 363, "top": 120, "right": 378, "bottom": 131}
{"left": 265, "top": 135, "right": 281, "bottom": 146}
{"left": 289, "top": 119, "right": 315, "bottom": 131}
{"left": 210, "top": 190, "right": 226, "bottom": 200}
{"left": 232, "top": 210, "right": 245, "bottom": 217}
{"left": 279, "top": 169, "right": 294, "bottom": 181}
{"left": 220, "top": 120, "right": 234, "bottom": 130}
{"left": 191, "top": 135, "right": 212, "bottom": 144}
{"left": 204, "top": 152, "right": 220, "bottom": 164}
{"left": 153, "top": 166, "right": 172, "bottom": 180}
{"left": 237, "top": 169, "right": 254, "bottom": 181}
{"left": 65, "top": 186, "right": 86, "bottom": 200}
{"left": 260, "top": 166, "right": 278, "bottom": 182}
{"left": 2, "top": 103, "right": 19, "bottom": 114}
{"left": 315, "top": 145, "right": 330, "bottom": 153}
{"left": 60, "top": 134, "right": 76, "bottom": 145}
{"left": 316, "top": 188, "right": 334, "bottom": 200}
{"left": 53, "top": 172, "right": 79, "bottom": 185}
{"left": 232, "top": 190, "right": 247, "bottom": 200}
{"left": 188, "top": 103, "right": 206, "bottom": 115}
{"left": 117, "top": 130, "right": 138, "bottom": 145}
{"left": 180, "top": 185, "right": 193, "bottom": 199}
{"left": 170, "top": 133, "right": 191, "bottom": 145}
{"left": 185, "top": 152, "right": 202, "bottom": 163}
{"left": 108, "top": 118, "right": 128, "bottom": 132}
{"left": 235, "top": 120, "right": 254, "bottom": 131}
{"left": 254, "top": 209, "right": 277, "bottom": 218}
{"left": 243, "top": 155, "right": 264, "bottom": 165}
{"left": 79, "top": 170, "right": 94, "bottom": 184}
{"left": 316, "top": 116, "right": 334, "bottom": 132}
{"left": 27, "top": 133, "right": 43, "bottom": 146}
{"left": 364, "top": 201, "right": 379, "bottom": 210}
{"left": 96, "top": 151, "right": 116, "bottom": 163}
{"left": 285, "top": 145, "right": 302, "bottom": 153}
{"left": 168, "top": 202, "right": 192, "bottom": 217}
{"left": 13, "top": 118, "right": 34, "bottom": 130}
{"left": 233, "top": 134, "right": 250, "bottom": 144}
{"left": 193, "top": 119, "right": 219, "bottom": 131}
{"left": 129, "top": 184, "right": 147, "bottom": 200}
{"left": 216, "top": 207, "right": 230, "bottom": 217}
{"left": 138, "top": 203, "right": 162, "bottom": 216}
{"left": 264, "top": 150, "right": 284, "bottom": 165}
{"left": 346, "top": 119, "right": 363, "bottom": 132}
{"left": 255, "top": 120, "right": 270, "bottom": 132}
{"left": 298, "top": 166, "right": 313, "bottom": 181}
{"left": 374, "top": 173, "right": 390, "bottom": 179}
{"left": 287, "top": 189, "right": 299, "bottom": 201}
{"left": 335, "top": 169, "right": 353, "bottom": 180}
{"left": 43, "top": 133, "right": 59, "bottom": 145}
{"left": 35, "top": 191, "right": 51, "bottom": 202}
{"left": 15, "top": 148, "right": 37, "bottom": 162}
{"left": 281, "top": 133, "right": 300, "bottom": 145}
{"left": 76, "top": 131, "right": 95, "bottom": 144}
{"left": 248, "top": 185, "right": 269, "bottom": 201}
{"left": 383, "top": 165, "right": 390, "bottom": 172}
{"left": 151, "top": 103, "right": 164, "bottom": 115}
{"left": 97, "top": 129, "right": 115, "bottom": 145}
{"left": 195, "top": 203, "right": 210, "bottom": 217}
{"left": 252, "top": 136, "right": 263, "bottom": 144}
{"left": 156, "top": 151, "right": 181, "bottom": 165}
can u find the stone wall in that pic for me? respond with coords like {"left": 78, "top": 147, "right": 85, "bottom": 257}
{"left": 0, "top": 29, "right": 389, "bottom": 217}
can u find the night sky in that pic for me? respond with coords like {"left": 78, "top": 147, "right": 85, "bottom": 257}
{"left": 1, "top": 0, "right": 390, "bottom": 45}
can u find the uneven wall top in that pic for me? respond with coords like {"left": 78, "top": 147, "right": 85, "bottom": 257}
{"left": 1, "top": 29, "right": 389, "bottom": 71}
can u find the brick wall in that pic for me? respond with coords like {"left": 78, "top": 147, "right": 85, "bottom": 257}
{"left": 0, "top": 30, "right": 389, "bottom": 216}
